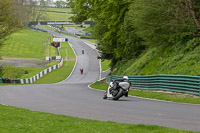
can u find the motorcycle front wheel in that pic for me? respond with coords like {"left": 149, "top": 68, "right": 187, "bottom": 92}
{"left": 112, "top": 89, "right": 124, "bottom": 100}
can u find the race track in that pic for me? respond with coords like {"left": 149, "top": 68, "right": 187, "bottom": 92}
{"left": 0, "top": 29, "right": 200, "bottom": 132}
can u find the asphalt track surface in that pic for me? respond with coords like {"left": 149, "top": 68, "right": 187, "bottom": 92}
{"left": 0, "top": 28, "right": 200, "bottom": 132}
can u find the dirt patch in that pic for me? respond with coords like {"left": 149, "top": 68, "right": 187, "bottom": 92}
{"left": 0, "top": 56, "right": 49, "bottom": 68}
{"left": 64, "top": 58, "right": 76, "bottom": 61}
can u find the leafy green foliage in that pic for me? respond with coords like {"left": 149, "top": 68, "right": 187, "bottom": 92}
{"left": 1, "top": 66, "right": 24, "bottom": 79}
{"left": 0, "top": 0, "right": 20, "bottom": 46}
{"left": 70, "top": 0, "right": 200, "bottom": 73}
{"left": 113, "top": 38, "right": 200, "bottom": 76}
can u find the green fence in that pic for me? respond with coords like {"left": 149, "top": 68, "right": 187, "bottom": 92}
{"left": 106, "top": 74, "right": 200, "bottom": 96}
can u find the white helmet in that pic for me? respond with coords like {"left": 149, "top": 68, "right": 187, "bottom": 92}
{"left": 123, "top": 76, "right": 128, "bottom": 79}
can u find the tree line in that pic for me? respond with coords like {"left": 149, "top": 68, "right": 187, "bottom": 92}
{"left": 68, "top": 0, "right": 200, "bottom": 66}
{"left": 0, "top": 0, "right": 47, "bottom": 46}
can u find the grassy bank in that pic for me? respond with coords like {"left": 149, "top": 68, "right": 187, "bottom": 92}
{"left": 0, "top": 29, "right": 49, "bottom": 59}
{"left": 90, "top": 80, "right": 200, "bottom": 104}
{"left": 112, "top": 38, "right": 200, "bottom": 76}
{"left": 0, "top": 104, "right": 195, "bottom": 133}
{"left": 40, "top": 7, "right": 73, "bottom": 21}
{"left": 42, "top": 12, "right": 74, "bottom": 21}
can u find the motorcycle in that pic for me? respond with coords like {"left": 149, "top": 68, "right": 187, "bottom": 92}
{"left": 103, "top": 79, "right": 130, "bottom": 100}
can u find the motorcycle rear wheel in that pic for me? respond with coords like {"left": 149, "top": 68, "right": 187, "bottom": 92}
{"left": 112, "top": 89, "right": 124, "bottom": 100}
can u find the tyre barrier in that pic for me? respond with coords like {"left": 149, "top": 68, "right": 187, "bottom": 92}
{"left": 20, "top": 58, "right": 63, "bottom": 84}
{"left": 0, "top": 58, "right": 63, "bottom": 84}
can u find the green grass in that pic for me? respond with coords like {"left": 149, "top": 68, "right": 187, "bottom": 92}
{"left": 81, "top": 38, "right": 98, "bottom": 44}
{"left": 113, "top": 38, "right": 200, "bottom": 76}
{"left": 0, "top": 29, "right": 49, "bottom": 59}
{"left": 34, "top": 61, "right": 75, "bottom": 84}
{"left": 45, "top": 7, "right": 72, "bottom": 13}
{"left": 19, "top": 68, "right": 46, "bottom": 79}
{"left": 0, "top": 41, "right": 75, "bottom": 85}
{"left": 0, "top": 66, "right": 46, "bottom": 80}
{"left": 101, "top": 59, "right": 111, "bottom": 71}
{"left": 40, "top": 12, "right": 74, "bottom": 21}
{"left": 45, "top": 45, "right": 58, "bottom": 57}
{"left": 60, "top": 42, "right": 75, "bottom": 59}
{"left": 90, "top": 80, "right": 200, "bottom": 104}
{"left": 0, "top": 104, "right": 195, "bottom": 133}
{"left": 34, "top": 41, "right": 76, "bottom": 84}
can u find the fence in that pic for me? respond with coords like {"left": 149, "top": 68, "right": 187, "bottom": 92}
{"left": 106, "top": 75, "right": 200, "bottom": 96}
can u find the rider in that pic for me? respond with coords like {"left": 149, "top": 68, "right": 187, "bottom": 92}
{"left": 111, "top": 76, "right": 130, "bottom": 97}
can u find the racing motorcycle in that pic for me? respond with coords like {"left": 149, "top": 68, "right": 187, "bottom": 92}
{"left": 103, "top": 76, "right": 130, "bottom": 100}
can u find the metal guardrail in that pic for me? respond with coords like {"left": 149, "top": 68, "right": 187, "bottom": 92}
{"left": 106, "top": 75, "right": 200, "bottom": 96}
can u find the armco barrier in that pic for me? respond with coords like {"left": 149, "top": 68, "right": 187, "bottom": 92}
{"left": 106, "top": 75, "right": 200, "bottom": 96}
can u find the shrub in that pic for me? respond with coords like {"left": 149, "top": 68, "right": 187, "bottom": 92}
{"left": 1, "top": 65, "right": 24, "bottom": 79}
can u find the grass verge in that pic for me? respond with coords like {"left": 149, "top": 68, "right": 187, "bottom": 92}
{"left": 34, "top": 61, "right": 75, "bottom": 84}
{"left": 90, "top": 80, "right": 200, "bottom": 105}
{"left": 34, "top": 41, "right": 76, "bottom": 84}
{"left": 0, "top": 104, "right": 195, "bottom": 133}
{"left": 101, "top": 59, "right": 111, "bottom": 71}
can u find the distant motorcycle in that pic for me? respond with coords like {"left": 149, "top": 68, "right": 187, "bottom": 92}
{"left": 103, "top": 76, "right": 130, "bottom": 100}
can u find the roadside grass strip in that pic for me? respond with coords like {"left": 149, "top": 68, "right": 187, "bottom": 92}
{"left": 34, "top": 41, "right": 76, "bottom": 84}
{"left": 0, "top": 104, "right": 195, "bottom": 133}
{"left": 34, "top": 61, "right": 75, "bottom": 84}
{"left": 90, "top": 80, "right": 200, "bottom": 105}
{"left": 101, "top": 59, "right": 111, "bottom": 72}
{"left": 0, "top": 29, "right": 49, "bottom": 59}
{"left": 81, "top": 38, "right": 98, "bottom": 44}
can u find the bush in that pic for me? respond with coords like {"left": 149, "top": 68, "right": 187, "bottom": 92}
{"left": 1, "top": 65, "right": 25, "bottom": 79}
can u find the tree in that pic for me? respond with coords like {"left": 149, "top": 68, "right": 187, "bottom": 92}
{"left": 55, "top": 0, "right": 67, "bottom": 8}
{"left": 68, "top": 0, "right": 137, "bottom": 63}
{"left": 128, "top": 0, "right": 200, "bottom": 48}
{"left": 0, "top": 0, "right": 20, "bottom": 45}
{"left": 12, "top": 0, "right": 47, "bottom": 26}
{"left": 69, "top": 0, "right": 200, "bottom": 66}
